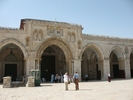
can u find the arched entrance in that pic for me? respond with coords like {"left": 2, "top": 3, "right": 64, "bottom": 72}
{"left": 41, "top": 45, "right": 66, "bottom": 82}
{"left": 81, "top": 44, "right": 103, "bottom": 81}
{"left": 0, "top": 43, "right": 24, "bottom": 81}
{"left": 36, "top": 38, "right": 73, "bottom": 82}
{"left": 109, "top": 47, "right": 125, "bottom": 78}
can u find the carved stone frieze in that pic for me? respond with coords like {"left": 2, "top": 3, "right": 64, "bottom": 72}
{"left": 78, "top": 40, "right": 82, "bottom": 49}
{"left": 104, "top": 57, "right": 109, "bottom": 60}
{"left": 47, "top": 26, "right": 63, "bottom": 36}
{"left": 26, "top": 36, "right": 30, "bottom": 46}
{"left": 125, "top": 46, "right": 129, "bottom": 54}
{"left": 33, "top": 29, "right": 43, "bottom": 41}
{"left": 67, "top": 32, "right": 75, "bottom": 43}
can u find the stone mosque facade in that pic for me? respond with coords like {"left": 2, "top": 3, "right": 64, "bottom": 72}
{"left": 0, "top": 19, "right": 133, "bottom": 82}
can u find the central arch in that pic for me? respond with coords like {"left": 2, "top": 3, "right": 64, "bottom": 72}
{"left": 36, "top": 37, "right": 73, "bottom": 82}
{"left": 36, "top": 38, "right": 72, "bottom": 59}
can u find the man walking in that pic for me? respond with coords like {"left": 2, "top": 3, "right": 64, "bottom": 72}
{"left": 73, "top": 72, "right": 79, "bottom": 90}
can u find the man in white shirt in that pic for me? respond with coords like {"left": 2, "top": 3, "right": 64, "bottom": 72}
{"left": 63, "top": 72, "right": 70, "bottom": 90}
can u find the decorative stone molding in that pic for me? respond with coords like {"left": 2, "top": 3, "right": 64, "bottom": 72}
{"left": 39, "top": 29, "right": 43, "bottom": 40}
{"left": 33, "top": 29, "right": 43, "bottom": 41}
{"left": 4, "top": 54, "right": 18, "bottom": 62}
{"left": 26, "top": 36, "right": 30, "bottom": 46}
{"left": 125, "top": 46, "right": 129, "bottom": 54}
{"left": 67, "top": 32, "right": 75, "bottom": 43}
{"left": 71, "top": 32, "right": 75, "bottom": 43}
{"left": 125, "top": 57, "right": 130, "bottom": 61}
{"left": 82, "top": 34, "right": 133, "bottom": 43}
{"left": 118, "top": 57, "right": 124, "bottom": 61}
{"left": 78, "top": 40, "right": 82, "bottom": 49}
{"left": 47, "top": 26, "right": 63, "bottom": 36}
{"left": 67, "top": 32, "right": 71, "bottom": 43}
{"left": 104, "top": 57, "right": 109, "bottom": 60}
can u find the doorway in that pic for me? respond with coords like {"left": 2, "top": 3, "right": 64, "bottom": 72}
{"left": 41, "top": 56, "right": 55, "bottom": 82}
{"left": 113, "top": 64, "right": 119, "bottom": 78}
{"left": 5, "top": 64, "right": 17, "bottom": 81}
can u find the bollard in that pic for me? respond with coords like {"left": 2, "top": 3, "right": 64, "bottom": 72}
{"left": 26, "top": 76, "right": 35, "bottom": 87}
{"left": 3, "top": 76, "right": 11, "bottom": 88}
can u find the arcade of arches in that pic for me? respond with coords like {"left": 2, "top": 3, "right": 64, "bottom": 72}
{"left": 0, "top": 42, "right": 133, "bottom": 82}
{"left": 0, "top": 19, "right": 133, "bottom": 82}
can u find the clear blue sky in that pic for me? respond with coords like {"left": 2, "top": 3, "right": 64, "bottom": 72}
{"left": 0, "top": 0, "right": 133, "bottom": 38}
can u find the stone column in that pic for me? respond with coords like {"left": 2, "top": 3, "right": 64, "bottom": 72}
{"left": 65, "top": 60, "right": 69, "bottom": 73}
{"left": 124, "top": 57, "right": 131, "bottom": 78}
{"left": 73, "top": 59, "right": 81, "bottom": 81}
{"left": 65, "top": 59, "right": 72, "bottom": 76}
{"left": 35, "top": 58, "right": 42, "bottom": 69}
{"left": 24, "top": 58, "right": 28, "bottom": 76}
{"left": 118, "top": 58, "right": 125, "bottom": 78}
{"left": 71, "top": 60, "right": 74, "bottom": 75}
{"left": 98, "top": 60, "right": 103, "bottom": 80}
{"left": 24, "top": 58, "right": 35, "bottom": 77}
{"left": 101, "top": 57, "right": 110, "bottom": 80}
{"left": 0, "top": 62, "right": 2, "bottom": 81}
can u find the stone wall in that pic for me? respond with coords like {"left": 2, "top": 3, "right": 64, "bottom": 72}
{"left": 0, "top": 19, "right": 132, "bottom": 81}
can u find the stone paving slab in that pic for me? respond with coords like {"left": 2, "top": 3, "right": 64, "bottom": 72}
{"left": 0, "top": 79, "right": 133, "bottom": 100}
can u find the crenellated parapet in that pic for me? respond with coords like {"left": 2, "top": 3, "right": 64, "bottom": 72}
{"left": 0, "top": 27, "right": 19, "bottom": 30}
{"left": 82, "top": 34, "right": 133, "bottom": 43}
{"left": 0, "top": 27, "right": 24, "bottom": 33}
{"left": 22, "top": 18, "right": 82, "bottom": 27}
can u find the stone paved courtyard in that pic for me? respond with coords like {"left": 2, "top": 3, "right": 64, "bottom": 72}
{"left": 0, "top": 79, "right": 133, "bottom": 100}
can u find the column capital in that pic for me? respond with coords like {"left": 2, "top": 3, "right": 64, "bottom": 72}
{"left": 125, "top": 57, "right": 130, "bottom": 62}
{"left": 104, "top": 57, "right": 109, "bottom": 60}
{"left": 35, "top": 58, "right": 42, "bottom": 61}
{"left": 118, "top": 57, "right": 124, "bottom": 61}
{"left": 72, "top": 59, "right": 82, "bottom": 62}
{"left": 24, "top": 57, "right": 28, "bottom": 61}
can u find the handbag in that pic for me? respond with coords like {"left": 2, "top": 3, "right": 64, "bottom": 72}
{"left": 68, "top": 81, "right": 70, "bottom": 84}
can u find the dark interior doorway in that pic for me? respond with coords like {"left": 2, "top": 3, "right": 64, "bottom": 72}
{"left": 113, "top": 64, "right": 119, "bottom": 78}
{"left": 5, "top": 64, "right": 17, "bottom": 81}
{"left": 41, "top": 56, "right": 55, "bottom": 82}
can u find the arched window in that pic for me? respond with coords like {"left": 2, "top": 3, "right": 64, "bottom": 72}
{"left": 4, "top": 51, "right": 18, "bottom": 62}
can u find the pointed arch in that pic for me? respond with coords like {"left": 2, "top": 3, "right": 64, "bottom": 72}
{"left": 0, "top": 38, "right": 28, "bottom": 57}
{"left": 36, "top": 37, "right": 73, "bottom": 60}
{"left": 80, "top": 43, "right": 104, "bottom": 61}
{"left": 108, "top": 46, "right": 124, "bottom": 58}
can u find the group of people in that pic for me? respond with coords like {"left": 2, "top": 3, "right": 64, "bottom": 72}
{"left": 43, "top": 72, "right": 111, "bottom": 91}
{"left": 63, "top": 72, "right": 111, "bottom": 91}
{"left": 51, "top": 74, "right": 64, "bottom": 83}
{"left": 63, "top": 72, "right": 79, "bottom": 91}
